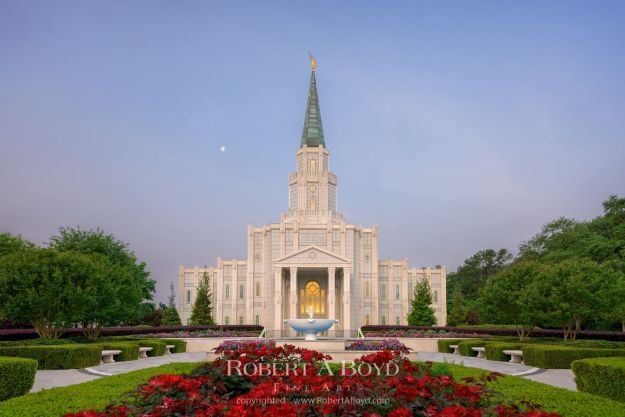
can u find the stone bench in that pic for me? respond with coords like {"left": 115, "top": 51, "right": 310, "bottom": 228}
{"left": 101, "top": 349, "right": 122, "bottom": 364}
{"left": 138, "top": 347, "right": 153, "bottom": 359}
{"left": 503, "top": 349, "right": 524, "bottom": 364}
{"left": 165, "top": 344, "right": 176, "bottom": 355}
{"left": 449, "top": 344, "right": 460, "bottom": 355}
{"left": 471, "top": 347, "right": 486, "bottom": 359}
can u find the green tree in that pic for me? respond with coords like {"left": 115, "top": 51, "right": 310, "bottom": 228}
{"left": 453, "top": 248, "right": 513, "bottom": 300}
{"left": 447, "top": 291, "right": 467, "bottom": 327}
{"left": 48, "top": 227, "right": 156, "bottom": 336}
{"left": 406, "top": 278, "right": 436, "bottom": 326}
{"left": 188, "top": 271, "right": 215, "bottom": 325}
{"left": 0, "top": 233, "right": 34, "bottom": 259}
{"left": 0, "top": 247, "right": 104, "bottom": 338}
{"left": 162, "top": 282, "right": 182, "bottom": 326}
{"left": 478, "top": 260, "right": 544, "bottom": 340}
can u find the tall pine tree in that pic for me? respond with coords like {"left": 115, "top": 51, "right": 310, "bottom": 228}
{"left": 447, "top": 291, "right": 468, "bottom": 326}
{"left": 188, "top": 271, "right": 215, "bottom": 325}
{"left": 161, "top": 282, "right": 182, "bottom": 326}
{"left": 407, "top": 278, "right": 436, "bottom": 326}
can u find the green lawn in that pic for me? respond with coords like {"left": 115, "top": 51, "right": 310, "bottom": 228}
{"left": 1, "top": 362, "right": 624, "bottom": 417}
{"left": 446, "top": 364, "right": 625, "bottom": 417}
{"left": 0, "top": 363, "right": 199, "bottom": 417}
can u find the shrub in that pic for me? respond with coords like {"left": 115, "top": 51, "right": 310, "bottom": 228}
{"left": 0, "top": 357, "right": 37, "bottom": 401}
{"left": 572, "top": 357, "right": 625, "bottom": 402}
{"left": 94, "top": 342, "right": 140, "bottom": 362}
{"left": 437, "top": 339, "right": 463, "bottom": 353}
{"left": 133, "top": 339, "right": 167, "bottom": 357}
{"left": 160, "top": 339, "right": 186, "bottom": 353}
{"left": 484, "top": 342, "right": 527, "bottom": 362}
{"left": 0, "top": 345, "right": 101, "bottom": 369}
{"left": 523, "top": 345, "right": 625, "bottom": 369}
{"left": 458, "top": 339, "right": 489, "bottom": 356}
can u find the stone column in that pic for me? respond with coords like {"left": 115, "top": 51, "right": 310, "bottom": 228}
{"left": 289, "top": 267, "right": 298, "bottom": 320}
{"left": 274, "top": 268, "right": 282, "bottom": 332}
{"left": 343, "top": 268, "right": 351, "bottom": 334}
{"left": 328, "top": 267, "right": 335, "bottom": 319}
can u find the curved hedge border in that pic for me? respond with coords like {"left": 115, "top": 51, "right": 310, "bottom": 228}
{"left": 0, "top": 345, "right": 101, "bottom": 369}
{"left": 523, "top": 345, "right": 625, "bottom": 369}
{"left": 572, "top": 357, "right": 625, "bottom": 402}
{"left": 0, "top": 325, "right": 264, "bottom": 341}
{"left": 0, "top": 357, "right": 37, "bottom": 401}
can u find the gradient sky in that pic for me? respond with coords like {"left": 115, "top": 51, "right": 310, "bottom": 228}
{"left": 1, "top": 1, "right": 624, "bottom": 303}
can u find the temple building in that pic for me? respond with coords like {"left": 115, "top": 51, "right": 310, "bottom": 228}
{"left": 178, "top": 61, "right": 447, "bottom": 334}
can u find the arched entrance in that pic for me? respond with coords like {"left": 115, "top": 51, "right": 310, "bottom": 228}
{"left": 299, "top": 280, "right": 327, "bottom": 317}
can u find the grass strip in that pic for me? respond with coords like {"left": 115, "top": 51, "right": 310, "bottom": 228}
{"left": 0, "top": 363, "right": 199, "bottom": 417}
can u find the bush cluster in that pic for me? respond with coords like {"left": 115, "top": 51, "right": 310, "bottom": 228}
{"left": 572, "top": 357, "right": 625, "bottom": 402}
{"left": 0, "top": 357, "right": 37, "bottom": 401}
{"left": 523, "top": 345, "right": 625, "bottom": 369}
{"left": 0, "top": 345, "right": 101, "bottom": 369}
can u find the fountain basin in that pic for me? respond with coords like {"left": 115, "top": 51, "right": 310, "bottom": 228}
{"left": 284, "top": 318, "right": 339, "bottom": 341}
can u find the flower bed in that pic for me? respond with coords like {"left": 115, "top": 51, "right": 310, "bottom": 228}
{"left": 217, "top": 339, "right": 276, "bottom": 351}
{"left": 346, "top": 338, "right": 409, "bottom": 352}
{"left": 64, "top": 342, "right": 561, "bottom": 417}
{"left": 363, "top": 329, "right": 487, "bottom": 339}
{"left": 144, "top": 330, "right": 261, "bottom": 338}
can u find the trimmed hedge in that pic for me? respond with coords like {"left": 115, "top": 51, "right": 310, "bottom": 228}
{"left": 0, "top": 357, "right": 37, "bottom": 401}
{"left": 437, "top": 339, "right": 463, "bottom": 353}
{"left": 94, "top": 342, "right": 140, "bottom": 362}
{"left": 0, "top": 324, "right": 264, "bottom": 341}
{"left": 523, "top": 345, "right": 625, "bottom": 369}
{"left": 160, "top": 338, "right": 187, "bottom": 353}
{"left": 0, "top": 345, "right": 101, "bottom": 369}
{"left": 457, "top": 339, "right": 489, "bottom": 357}
{"left": 572, "top": 357, "right": 625, "bottom": 402}
{"left": 133, "top": 339, "right": 167, "bottom": 357}
{"left": 484, "top": 342, "right": 527, "bottom": 362}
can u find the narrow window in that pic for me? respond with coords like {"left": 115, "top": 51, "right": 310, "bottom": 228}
{"left": 225, "top": 284, "right": 230, "bottom": 299}
{"left": 239, "top": 316, "right": 244, "bottom": 325}
{"left": 255, "top": 281, "right": 260, "bottom": 297}
{"left": 364, "top": 281, "right": 370, "bottom": 298}
{"left": 381, "top": 316, "right": 386, "bottom": 325}
{"left": 395, "top": 285, "right": 400, "bottom": 300}
{"left": 224, "top": 316, "right": 229, "bottom": 325}
{"left": 186, "top": 290, "right": 191, "bottom": 304}
{"left": 380, "top": 284, "right": 386, "bottom": 299}
{"left": 239, "top": 284, "right": 244, "bottom": 299}
{"left": 255, "top": 315, "right": 260, "bottom": 325}
{"left": 433, "top": 290, "right": 438, "bottom": 303}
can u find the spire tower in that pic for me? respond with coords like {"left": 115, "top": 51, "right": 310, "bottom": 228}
{"left": 300, "top": 55, "right": 325, "bottom": 148}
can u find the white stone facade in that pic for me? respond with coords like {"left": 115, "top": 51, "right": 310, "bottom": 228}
{"left": 178, "top": 69, "right": 447, "bottom": 334}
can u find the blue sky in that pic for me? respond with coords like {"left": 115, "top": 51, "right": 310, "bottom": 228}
{"left": 1, "top": 1, "right": 624, "bottom": 302}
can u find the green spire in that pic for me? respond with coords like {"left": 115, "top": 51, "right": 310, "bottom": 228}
{"left": 300, "top": 70, "right": 325, "bottom": 148}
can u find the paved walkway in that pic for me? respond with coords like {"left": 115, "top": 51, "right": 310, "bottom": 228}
{"left": 31, "top": 351, "right": 577, "bottom": 393}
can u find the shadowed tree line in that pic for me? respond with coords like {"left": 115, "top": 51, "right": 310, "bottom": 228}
{"left": 447, "top": 195, "right": 625, "bottom": 339}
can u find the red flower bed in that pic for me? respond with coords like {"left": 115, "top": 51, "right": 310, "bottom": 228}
{"left": 64, "top": 344, "right": 560, "bottom": 417}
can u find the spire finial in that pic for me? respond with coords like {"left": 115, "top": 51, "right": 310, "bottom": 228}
{"left": 308, "top": 52, "right": 316, "bottom": 72}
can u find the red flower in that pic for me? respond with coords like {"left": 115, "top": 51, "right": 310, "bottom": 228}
{"left": 389, "top": 407, "right": 413, "bottom": 417}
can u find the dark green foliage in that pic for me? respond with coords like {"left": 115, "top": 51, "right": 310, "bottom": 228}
{"left": 457, "top": 339, "right": 489, "bottom": 356}
{"left": 0, "top": 233, "right": 34, "bottom": 260}
{"left": 523, "top": 345, "right": 625, "bottom": 369}
{"left": 0, "top": 357, "right": 37, "bottom": 401}
{"left": 0, "top": 345, "right": 101, "bottom": 369}
{"left": 160, "top": 338, "right": 187, "bottom": 353}
{"left": 451, "top": 248, "right": 513, "bottom": 300}
{"left": 572, "top": 357, "right": 625, "bottom": 402}
{"left": 133, "top": 339, "right": 167, "bottom": 356}
{"left": 406, "top": 278, "right": 436, "bottom": 326}
{"left": 161, "top": 282, "right": 182, "bottom": 326}
{"left": 437, "top": 339, "right": 463, "bottom": 353}
{"left": 93, "top": 342, "right": 140, "bottom": 361}
{"left": 447, "top": 291, "right": 467, "bottom": 326}
{"left": 189, "top": 272, "right": 215, "bottom": 325}
{"left": 484, "top": 342, "right": 527, "bottom": 361}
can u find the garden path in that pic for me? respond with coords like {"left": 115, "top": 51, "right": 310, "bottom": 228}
{"left": 30, "top": 351, "right": 576, "bottom": 393}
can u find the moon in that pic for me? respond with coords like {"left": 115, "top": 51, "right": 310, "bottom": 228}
{"left": 220, "top": 145, "right": 226, "bottom": 152}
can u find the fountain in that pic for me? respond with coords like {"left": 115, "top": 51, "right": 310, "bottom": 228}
{"left": 284, "top": 306, "right": 339, "bottom": 341}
